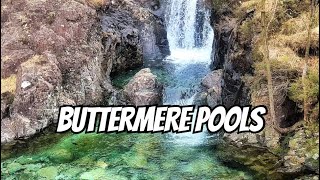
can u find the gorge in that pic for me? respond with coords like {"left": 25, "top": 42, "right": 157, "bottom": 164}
{"left": 1, "top": 0, "right": 319, "bottom": 179}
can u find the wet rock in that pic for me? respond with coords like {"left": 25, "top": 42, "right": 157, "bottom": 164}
{"left": 202, "top": 69, "right": 223, "bottom": 89}
{"left": 1, "top": 54, "right": 62, "bottom": 144}
{"left": 282, "top": 128, "right": 319, "bottom": 174}
{"left": 216, "top": 142, "right": 283, "bottom": 179}
{"left": 224, "top": 133, "right": 259, "bottom": 145}
{"left": 101, "top": 9, "right": 143, "bottom": 74}
{"left": 1, "top": 92, "right": 14, "bottom": 120}
{"left": 107, "top": 0, "right": 169, "bottom": 62}
{"left": 123, "top": 68, "right": 163, "bottom": 106}
{"left": 223, "top": 125, "right": 281, "bottom": 150}
{"left": 201, "top": 69, "right": 224, "bottom": 108}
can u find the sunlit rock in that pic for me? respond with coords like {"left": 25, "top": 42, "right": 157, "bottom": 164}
{"left": 124, "top": 68, "right": 163, "bottom": 106}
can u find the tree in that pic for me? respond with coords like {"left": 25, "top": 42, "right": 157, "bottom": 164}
{"left": 261, "top": 0, "right": 277, "bottom": 129}
{"left": 302, "top": 0, "right": 315, "bottom": 123}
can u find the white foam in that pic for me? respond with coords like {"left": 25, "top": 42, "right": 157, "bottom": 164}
{"left": 165, "top": 48, "right": 213, "bottom": 65}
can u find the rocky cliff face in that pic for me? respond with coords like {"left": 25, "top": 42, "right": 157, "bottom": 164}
{"left": 1, "top": 0, "right": 168, "bottom": 144}
{"left": 208, "top": 0, "right": 319, "bottom": 179}
{"left": 1, "top": 0, "right": 105, "bottom": 144}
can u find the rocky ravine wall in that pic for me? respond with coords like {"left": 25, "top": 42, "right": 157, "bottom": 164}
{"left": 206, "top": 1, "right": 319, "bottom": 179}
{"left": 1, "top": 0, "right": 168, "bottom": 144}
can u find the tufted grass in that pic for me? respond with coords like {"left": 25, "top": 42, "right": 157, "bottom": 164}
{"left": 1, "top": 74, "right": 17, "bottom": 94}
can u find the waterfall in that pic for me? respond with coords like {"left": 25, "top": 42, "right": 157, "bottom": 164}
{"left": 165, "top": 0, "right": 214, "bottom": 64}
{"left": 164, "top": 0, "right": 215, "bottom": 145}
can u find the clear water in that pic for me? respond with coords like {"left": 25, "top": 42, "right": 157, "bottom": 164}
{"left": 1, "top": 133, "right": 253, "bottom": 179}
{"left": 1, "top": 0, "right": 255, "bottom": 179}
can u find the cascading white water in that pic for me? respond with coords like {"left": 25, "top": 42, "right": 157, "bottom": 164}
{"left": 166, "top": 0, "right": 214, "bottom": 64}
{"left": 164, "top": 0, "right": 215, "bottom": 145}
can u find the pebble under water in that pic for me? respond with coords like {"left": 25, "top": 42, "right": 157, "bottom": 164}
{"left": 1, "top": 132, "right": 255, "bottom": 179}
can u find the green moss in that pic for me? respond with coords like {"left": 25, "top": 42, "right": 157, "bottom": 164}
{"left": 211, "top": 0, "right": 228, "bottom": 12}
{"left": 239, "top": 20, "right": 254, "bottom": 43}
{"left": 215, "top": 143, "right": 283, "bottom": 179}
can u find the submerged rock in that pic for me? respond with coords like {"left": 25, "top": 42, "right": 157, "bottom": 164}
{"left": 124, "top": 68, "right": 163, "bottom": 106}
{"left": 6, "top": 162, "right": 24, "bottom": 174}
{"left": 80, "top": 168, "right": 106, "bottom": 180}
{"left": 80, "top": 168, "right": 128, "bottom": 180}
{"left": 48, "top": 149, "right": 74, "bottom": 163}
{"left": 37, "top": 166, "right": 59, "bottom": 179}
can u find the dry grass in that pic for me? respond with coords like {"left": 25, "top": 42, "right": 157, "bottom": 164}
{"left": 21, "top": 55, "right": 46, "bottom": 68}
{"left": 1, "top": 55, "right": 11, "bottom": 62}
{"left": 234, "top": 0, "right": 319, "bottom": 123}
{"left": 239, "top": 0, "right": 275, "bottom": 11}
{"left": 277, "top": 27, "right": 319, "bottom": 52}
{"left": 1, "top": 74, "right": 17, "bottom": 94}
{"left": 280, "top": 11, "right": 314, "bottom": 35}
{"left": 86, "top": 0, "right": 109, "bottom": 8}
{"left": 117, "top": 0, "right": 151, "bottom": 21}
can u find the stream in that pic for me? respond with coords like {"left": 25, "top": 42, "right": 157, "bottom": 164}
{"left": 1, "top": 0, "right": 256, "bottom": 179}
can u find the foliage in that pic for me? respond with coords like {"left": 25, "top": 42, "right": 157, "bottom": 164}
{"left": 289, "top": 62, "right": 319, "bottom": 107}
{"left": 239, "top": 20, "right": 255, "bottom": 43}
{"left": 277, "top": 27, "right": 319, "bottom": 53}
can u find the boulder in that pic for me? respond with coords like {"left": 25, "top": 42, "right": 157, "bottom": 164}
{"left": 201, "top": 69, "right": 224, "bottom": 108}
{"left": 124, "top": 68, "right": 163, "bottom": 106}
{"left": 1, "top": 54, "right": 62, "bottom": 143}
{"left": 282, "top": 129, "right": 319, "bottom": 174}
